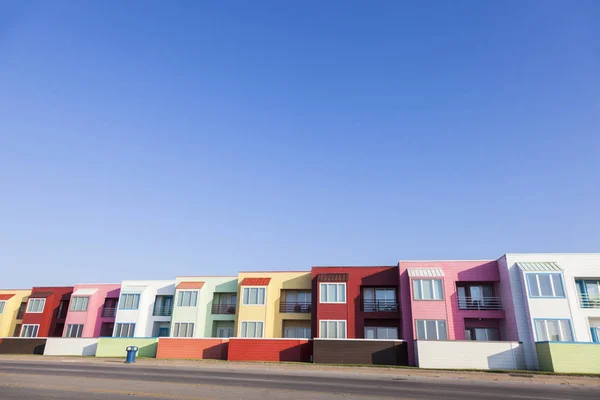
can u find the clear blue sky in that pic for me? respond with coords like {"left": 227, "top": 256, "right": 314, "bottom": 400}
{"left": 1, "top": 1, "right": 598, "bottom": 288}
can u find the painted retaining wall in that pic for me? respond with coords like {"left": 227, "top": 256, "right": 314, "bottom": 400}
{"left": 536, "top": 342, "right": 600, "bottom": 374}
{"left": 43, "top": 338, "right": 99, "bottom": 356}
{"left": 0, "top": 338, "right": 46, "bottom": 354}
{"left": 95, "top": 338, "right": 159, "bottom": 358}
{"left": 228, "top": 338, "right": 311, "bottom": 362}
{"left": 415, "top": 340, "right": 526, "bottom": 370}
{"left": 313, "top": 339, "right": 408, "bottom": 365}
{"left": 156, "top": 338, "right": 228, "bottom": 360}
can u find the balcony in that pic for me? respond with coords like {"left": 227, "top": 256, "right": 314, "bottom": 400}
{"left": 101, "top": 307, "right": 117, "bottom": 318}
{"left": 578, "top": 294, "right": 600, "bottom": 309}
{"left": 279, "top": 302, "right": 312, "bottom": 313}
{"left": 211, "top": 304, "right": 237, "bottom": 314}
{"left": 458, "top": 296, "right": 503, "bottom": 310}
{"left": 152, "top": 306, "right": 173, "bottom": 317}
{"left": 361, "top": 300, "right": 399, "bottom": 312}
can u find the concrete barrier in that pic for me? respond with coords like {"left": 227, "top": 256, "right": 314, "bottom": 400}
{"left": 537, "top": 342, "right": 600, "bottom": 373}
{"left": 43, "top": 338, "right": 99, "bottom": 356}
{"left": 156, "top": 338, "right": 228, "bottom": 360}
{"left": 95, "top": 338, "right": 158, "bottom": 358}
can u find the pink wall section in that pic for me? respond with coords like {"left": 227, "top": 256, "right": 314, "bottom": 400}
{"left": 64, "top": 284, "right": 121, "bottom": 337}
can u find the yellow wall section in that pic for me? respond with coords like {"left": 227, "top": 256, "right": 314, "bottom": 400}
{"left": 235, "top": 272, "right": 312, "bottom": 338}
{"left": 536, "top": 342, "right": 600, "bottom": 373}
{"left": 0, "top": 290, "right": 31, "bottom": 337}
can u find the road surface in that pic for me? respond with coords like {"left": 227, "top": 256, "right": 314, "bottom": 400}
{"left": 0, "top": 359, "right": 596, "bottom": 399}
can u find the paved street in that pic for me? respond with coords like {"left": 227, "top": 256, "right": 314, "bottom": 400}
{"left": 0, "top": 359, "right": 597, "bottom": 399}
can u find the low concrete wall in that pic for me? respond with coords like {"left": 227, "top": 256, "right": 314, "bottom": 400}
{"left": 43, "top": 338, "right": 99, "bottom": 356}
{"left": 95, "top": 338, "right": 158, "bottom": 358}
{"left": 0, "top": 338, "right": 47, "bottom": 355}
{"left": 228, "top": 338, "right": 311, "bottom": 362}
{"left": 536, "top": 342, "right": 600, "bottom": 374}
{"left": 313, "top": 339, "right": 408, "bottom": 366}
{"left": 157, "top": 338, "right": 228, "bottom": 360}
{"left": 415, "top": 340, "right": 526, "bottom": 370}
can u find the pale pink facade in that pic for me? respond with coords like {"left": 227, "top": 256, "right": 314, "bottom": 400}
{"left": 399, "top": 260, "right": 519, "bottom": 365}
{"left": 64, "top": 284, "right": 121, "bottom": 338}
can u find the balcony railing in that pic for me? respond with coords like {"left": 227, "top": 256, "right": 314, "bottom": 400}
{"left": 578, "top": 294, "right": 600, "bottom": 309}
{"left": 211, "top": 304, "right": 237, "bottom": 314}
{"left": 101, "top": 307, "right": 117, "bottom": 318}
{"left": 152, "top": 306, "right": 173, "bottom": 316}
{"left": 361, "top": 300, "right": 399, "bottom": 312}
{"left": 458, "top": 296, "right": 503, "bottom": 310}
{"left": 279, "top": 302, "right": 312, "bottom": 313}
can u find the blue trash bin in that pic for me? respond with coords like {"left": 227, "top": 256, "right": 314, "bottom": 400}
{"left": 125, "top": 346, "right": 139, "bottom": 363}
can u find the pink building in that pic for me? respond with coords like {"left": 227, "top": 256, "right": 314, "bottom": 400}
{"left": 63, "top": 284, "right": 121, "bottom": 338}
{"left": 399, "top": 260, "right": 519, "bottom": 365}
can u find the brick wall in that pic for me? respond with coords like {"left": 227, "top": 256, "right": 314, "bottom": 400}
{"left": 156, "top": 338, "right": 228, "bottom": 360}
{"left": 228, "top": 338, "right": 311, "bottom": 362}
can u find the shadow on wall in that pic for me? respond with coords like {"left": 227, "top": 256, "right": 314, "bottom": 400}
{"left": 455, "top": 261, "right": 500, "bottom": 281}
{"left": 82, "top": 343, "right": 98, "bottom": 357}
{"left": 202, "top": 342, "right": 228, "bottom": 360}
{"left": 279, "top": 341, "right": 312, "bottom": 362}
{"left": 0, "top": 339, "right": 47, "bottom": 355}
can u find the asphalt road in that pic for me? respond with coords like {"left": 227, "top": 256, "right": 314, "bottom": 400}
{"left": 0, "top": 360, "right": 597, "bottom": 399}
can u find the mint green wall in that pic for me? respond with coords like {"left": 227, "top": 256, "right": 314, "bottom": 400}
{"left": 536, "top": 342, "right": 600, "bottom": 373}
{"left": 95, "top": 338, "right": 158, "bottom": 358}
{"left": 204, "top": 278, "right": 237, "bottom": 337}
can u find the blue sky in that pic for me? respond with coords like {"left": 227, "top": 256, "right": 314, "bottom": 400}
{"left": 1, "top": 1, "right": 598, "bottom": 288}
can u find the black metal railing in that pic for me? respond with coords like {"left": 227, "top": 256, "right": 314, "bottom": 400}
{"left": 152, "top": 306, "right": 173, "bottom": 316}
{"left": 211, "top": 304, "right": 237, "bottom": 314}
{"left": 361, "top": 300, "right": 399, "bottom": 312}
{"left": 279, "top": 302, "right": 312, "bottom": 313}
{"left": 458, "top": 296, "right": 503, "bottom": 310}
{"left": 101, "top": 307, "right": 117, "bottom": 317}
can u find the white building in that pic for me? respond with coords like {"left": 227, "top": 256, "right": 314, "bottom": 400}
{"left": 499, "top": 253, "right": 600, "bottom": 369}
{"left": 113, "top": 280, "right": 175, "bottom": 338}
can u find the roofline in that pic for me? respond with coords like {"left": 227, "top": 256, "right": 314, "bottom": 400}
{"left": 239, "top": 271, "right": 311, "bottom": 273}
{"left": 312, "top": 266, "right": 396, "bottom": 268}
{"left": 175, "top": 276, "right": 238, "bottom": 279}
{"left": 399, "top": 260, "right": 495, "bottom": 262}
{"left": 0, "top": 289, "right": 32, "bottom": 291}
{"left": 502, "top": 253, "right": 600, "bottom": 256}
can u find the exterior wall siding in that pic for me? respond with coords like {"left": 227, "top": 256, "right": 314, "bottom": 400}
{"left": 43, "top": 338, "right": 99, "bottom": 356}
{"left": 0, "top": 338, "right": 47, "bottom": 354}
{"left": 228, "top": 338, "right": 311, "bottom": 362}
{"left": 64, "top": 284, "right": 121, "bottom": 338}
{"left": 313, "top": 339, "right": 408, "bottom": 365}
{"left": 536, "top": 342, "right": 600, "bottom": 374}
{"left": 0, "top": 289, "right": 30, "bottom": 337}
{"left": 157, "top": 338, "right": 228, "bottom": 359}
{"left": 95, "top": 337, "right": 158, "bottom": 358}
{"left": 414, "top": 340, "right": 526, "bottom": 370}
{"left": 21, "top": 287, "right": 73, "bottom": 338}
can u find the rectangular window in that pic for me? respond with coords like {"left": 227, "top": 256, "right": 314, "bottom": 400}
{"left": 240, "top": 321, "right": 264, "bottom": 338}
{"left": 119, "top": 294, "right": 140, "bottom": 310}
{"left": 64, "top": 324, "right": 84, "bottom": 338}
{"left": 319, "top": 320, "right": 347, "bottom": 338}
{"left": 242, "top": 287, "right": 266, "bottom": 305}
{"left": 526, "top": 273, "right": 565, "bottom": 298}
{"left": 0, "top": 301, "right": 5, "bottom": 314}
{"left": 465, "top": 328, "right": 499, "bottom": 341}
{"left": 173, "top": 322, "right": 195, "bottom": 338}
{"left": 413, "top": 279, "right": 443, "bottom": 300}
{"left": 283, "top": 327, "right": 311, "bottom": 339}
{"left": 415, "top": 320, "right": 447, "bottom": 340}
{"left": 20, "top": 324, "right": 40, "bottom": 338}
{"left": 176, "top": 291, "right": 198, "bottom": 307}
{"left": 364, "top": 326, "right": 399, "bottom": 339}
{"left": 26, "top": 298, "right": 46, "bottom": 313}
{"left": 69, "top": 297, "right": 90, "bottom": 312}
{"left": 114, "top": 323, "right": 136, "bottom": 337}
{"left": 535, "top": 319, "right": 573, "bottom": 342}
{"left": 319, "top": 283, "right": 346, "bottom": 303}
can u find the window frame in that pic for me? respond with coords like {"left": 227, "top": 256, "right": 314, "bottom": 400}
{"left": 239, "top": 321, "right": 265, "bottom": 338}
{"left": 177, "top": 291, "right": 199, "bottom": 307}
{"left": 283, "top": 326, "right": 311, "bottom": 339}
{"left": 0, "top": 301, "right": 5, "bottom": 314}
{"left": 364, "top": 326, "right": 399, "bottom": 340}
{"left": 465, "top": 327, "right": 499, "bottom": 341}
{"left": 172, "top": 322, "right": 195, "bottom": 338}
{"left": 415, "top": 319, "right": 448, "bottom": 340}
{"left": 20, "top": 324, "right": 40, "bottom": 338}
{"left": 534, "top": 318, "right": 574, "bottom": 342}
{"left": 412, "top": 279, "right": 444, "bottom": 301}
{"left": 242, "top": 287, "right": 267, "bottom": 306}
{"left": 118, "top": 294, "right": 141, "bottom": 310}
{"left": 114, "top": 323, "right": 136, "bottom": 338}
{"left": 69, "top": 296, "right": 90, "bottom": 312}
{"left": 318, "top": 320, "right": 347, "bottom": 339}
{"left": 26, "top": 298, "right": 46, "bottom": 313}
{"left": 525, "top": 273, "right": 566, "bottom": 298}
{"left": 319, "top": 283, "right": 347, "bottom": 304}
{"left": 64, "top": 324, "right": 84, "bottom": 338}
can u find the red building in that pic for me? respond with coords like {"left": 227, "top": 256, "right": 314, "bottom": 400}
{"left": 20, "top": 286, "right": 73, "bottom": 337}
{"left": 311, "top": 266, "right": 400, "bottom": 339}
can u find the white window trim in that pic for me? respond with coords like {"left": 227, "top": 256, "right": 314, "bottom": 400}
{"left": 242, "top": 287, "right": 267, "bottom": 306}
{"left": 535, "top": 319, "right": 573, "bottom": 342}
{"left": 527, "top": 273, "right": 565, "bottom": 298}
{"left": 177, "top": 290, "right": 199, "bottom": 307}
{"left": 412, "top": 279, "right": 444, "bottom": 301}
{"left": 319, "top": 319, "right": 348, "bottom": 339}
{"left": 319, "top": 283, "right": 347, "bottom": 304}
{"left": 26, "top": 298, "right": 46, "bottom": 313}
{"left": 64, "top": 324, "right": 84, "bottom": 338}
{"left": 172, "top": 322, "right": 195, "bottom": 338}
{"left": 239, "top": 320, "right": 265, "bottom": 338}
{"left": 69, "top": 296, "right": 90, "bottom": 312}
{"left": 114, "top": 323, "right": 136, "bottom": 338}
{"left": 20, "top": 324, "right": 40, "bottom": 338}
{"left": 416, "top": 319, "right": 447, "bottom": 340}
{"left": 119, "top": 293, "right": 141, "bottom": 310}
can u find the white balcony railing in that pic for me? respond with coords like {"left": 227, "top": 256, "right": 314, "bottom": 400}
{"left": 458, "top": 296, "right": 503, "bottom": 310}
{"left": 578, "top": 293, "right": 600, "bottom": 309}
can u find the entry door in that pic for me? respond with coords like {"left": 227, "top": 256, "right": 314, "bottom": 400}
{"left": 158, "top": 327, "right": 170, "bottom": 337}
{"left": 217, "top": 327, "right": 233, "bottom": 338}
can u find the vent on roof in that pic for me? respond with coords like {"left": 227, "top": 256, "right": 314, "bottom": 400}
{"left": 177, "top": 281, "right": 205, "bottom": 290}
{"left": 407, "top": 268, "right": 445, "bottom": 277}
{"left": 240, "top": 278, "right": 271, "bottom": 286}
{"left": 517, "top": 262, "right": 562, "bottom": 272}
{"left": 317, "top": 273, "right": 349, "bottom": 282}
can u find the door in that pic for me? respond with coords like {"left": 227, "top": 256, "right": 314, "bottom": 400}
{"left": 586, "top": 282, "right": 600, "bottom": 305}
{"left": 363, "top": 288, "right": 375, "bottom": 312}
{"left": 158, "top": 327, "right": 170, "bottom": 337}
{"left": 217, "top": 327, "right": 233, "bottom": 338}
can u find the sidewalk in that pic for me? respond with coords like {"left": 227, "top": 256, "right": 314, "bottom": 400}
{"left": 1, "top": 354, "right": 599, "bottom": 387}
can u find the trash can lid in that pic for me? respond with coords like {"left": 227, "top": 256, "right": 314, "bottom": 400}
{"left": 126, "top": 346, "right": 139, "bottom": 351}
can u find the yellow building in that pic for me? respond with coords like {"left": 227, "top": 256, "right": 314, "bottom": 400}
{"left": 235, "top": 272, "right": 312, "bottom": 338}
{"left": 0, "top": 289, "right": 31, "bottom": 337}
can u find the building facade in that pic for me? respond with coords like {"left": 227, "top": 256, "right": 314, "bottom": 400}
{"left": 113, "top": 280, "right": 175, "bottom": 338}
{"left": 20, "top": 286, "right": 73, "bottom": 337}
{"left": 235, "top": 272, "right": 312, "bottom": 338}
{"left": 63, "top": 284, "right": 121, "bottom": 338}
{"left": 0, "top": 289, "right": 31, "bottom": 337}
{"left": 170, "top": 276, "right": 238, "bottom": 338}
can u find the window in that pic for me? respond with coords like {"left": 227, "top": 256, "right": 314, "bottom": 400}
{"left": 319, "top": 320, "right": 347, "bottom": 338}
{"left": 242, "top": 287, "right": 266, "bottom": 305}
{"left": 0, "top": 301, "right": 5, "bottom": 314}
{"left": 283, "top": 324, "right": 311, "bottom": 339}
{"left": 535, "top": 319, "right": 573, "bottom": 342}
{"left": 465, "top": 328, "right": 499, "bottom": 341}
{"left": 26, "top": 298, "right": 46, "bottom": 313}
{"left": 413, "top": 279, "right": 443, "bottom": 300}
{"left": 363, "top": 288, "right": 397, "bottom": 311}
{"left": 69, "top": 297, "right": 89, "bottom": 312}
{"left": 173, "top": 322, "right": 194, "bottom": 337}
{"left": 114, "top": 323, "right": 136, "bottom": 337}
{"left": 119, "top": 294, "right": 140, "bottom": 310}
{"left": 240, "top": 321, "right": 264, "bottom": 338}
{"left": 364, "top": 326, "right": 399, "bottom": 339}
{"left": 319, "top": 283, "right": 346, "bottom": 303}
{"left": 64, "top": 324, "right": 84, "bottom": 338}
{"left": 20, "top": 324, "right": 39, "bottom": 337}
{"left": 177, "top": 291, "right": 197, "bottom": 307}
{"left": 415, "top": 320, "right": 447, "bottom": 340}
{"left": 526, "top": 273, "right": 565, "bottom": 298}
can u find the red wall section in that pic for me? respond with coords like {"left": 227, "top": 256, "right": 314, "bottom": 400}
{"left": 21, "top": 287, "right": 73, "bottom": 337}
{"left": 228, "top": 338, "right": 311, "bottom": 362}
{"left": 156, "top": 338, "right": 228, "bottom": 360}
